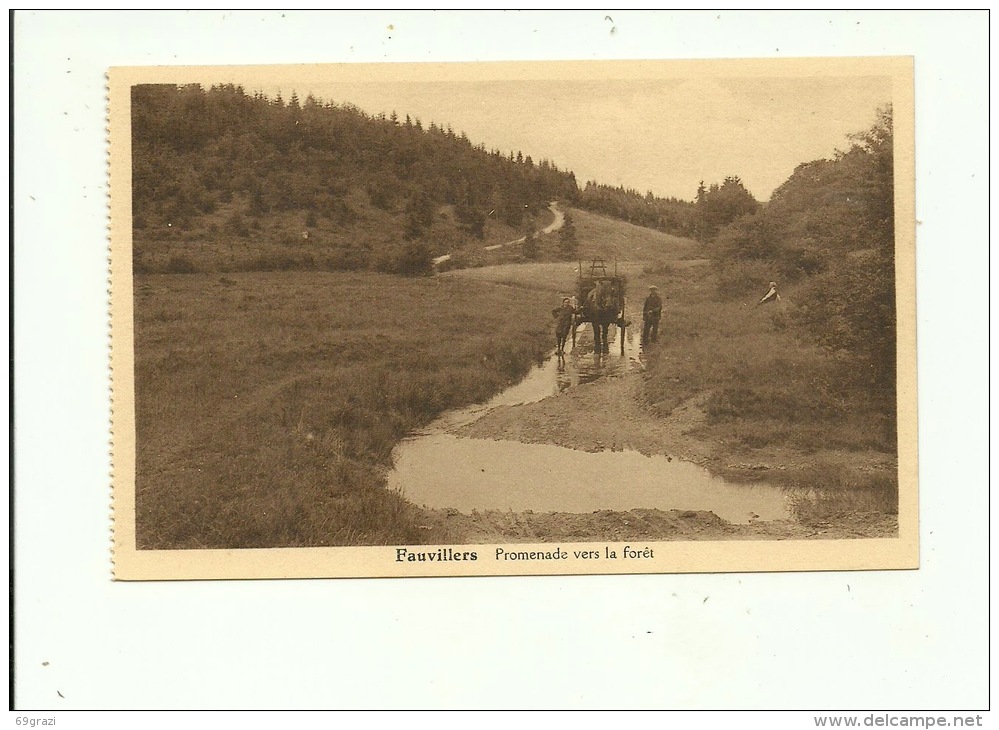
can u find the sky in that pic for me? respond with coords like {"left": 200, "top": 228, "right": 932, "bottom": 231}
{"left": 214, "top": 67, "right": 892, "bottom": 203}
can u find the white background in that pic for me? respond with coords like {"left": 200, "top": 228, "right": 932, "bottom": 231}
{"left": 11, "top": 10, "right": 991, "bottom": 712}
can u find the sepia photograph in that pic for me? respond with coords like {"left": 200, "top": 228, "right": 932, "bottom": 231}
{"left": 109, "top": 57, "right": 916, "bottom": 579}
{"left": 16, "top": 9, "right": 989, "bottom": 714}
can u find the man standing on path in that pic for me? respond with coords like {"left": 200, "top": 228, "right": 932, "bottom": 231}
{"left": 643, "top": 285, "right": 663, "bottom": 346}
{"left": 553, "top": 297, "right": 576, "bottom": 355}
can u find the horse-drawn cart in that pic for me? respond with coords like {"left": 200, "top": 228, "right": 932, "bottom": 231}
{"left": 572, "top": 259, "right": 628, "bottom": 355}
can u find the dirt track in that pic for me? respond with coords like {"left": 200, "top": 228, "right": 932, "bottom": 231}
{"left": 457, "top": 374, "right": 712, "bottom": 462}
{"left": 417, "top": 503, "right": 897, "bottom": 544}
{"left": 435, "top": 201, "right": 564, "bottom": 264}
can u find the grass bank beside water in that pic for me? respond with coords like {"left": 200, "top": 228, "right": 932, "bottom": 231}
{"left": 133, "top": 270, "right": 557, "bottom": 549}
{"left": 440, "top": 208, "right": 898, "bottom": 535}
{"left": 635, "top": 257, "right": 898, "bottom": 526}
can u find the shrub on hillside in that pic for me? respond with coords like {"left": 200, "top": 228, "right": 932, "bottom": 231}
{"left": 712, "top": 210, "right": 781, "bottom": 260}
{"left": 794, "top": 250, "right": 895, "bottom": 390}
{"left": 225, "top": 211, "right": 251, "bottom": 238}
{"left": 714, "top": 259, "right": 775, "bottom": 301}
{"left": 776, "top": 244, "right": 828, "bottom": 281}
{"left": 393, "top": 242, "right": 434, "bottom": 277}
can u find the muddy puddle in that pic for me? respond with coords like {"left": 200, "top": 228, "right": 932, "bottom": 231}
{"left": 388, "top": 322, "right": 792, "bottom": 524}
{"left": 390, "top": 435, "right": 790, "bottom": 523}
{"left": 412, "top": 323, "right": 640, "bottom": 435}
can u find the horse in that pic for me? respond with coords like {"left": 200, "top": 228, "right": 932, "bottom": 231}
{"left": 583, "top": 280, "right": 620, "bottom": 354}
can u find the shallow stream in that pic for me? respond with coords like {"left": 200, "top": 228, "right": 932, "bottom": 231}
{"left": 387, "top": 322, "right": 792, "bottom": 523}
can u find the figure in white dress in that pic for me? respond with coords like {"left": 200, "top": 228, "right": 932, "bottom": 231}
{"left": 757, "top": 281, "right": 781, "bottom": 306}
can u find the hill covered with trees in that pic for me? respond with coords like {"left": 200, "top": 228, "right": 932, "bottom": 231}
{"left": 577, "top": 175, "right": 761, "bottom": 243}
{"left": 707, "top": 105, "right": 896, "bottom": 391}
{"left": 583, "top": 106, "right": 897, "bottom": 396}
{"left": 131, "top": 83, "right": 580, "bottom": 275}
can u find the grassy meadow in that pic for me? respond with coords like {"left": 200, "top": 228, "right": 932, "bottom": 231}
{"left": 133, "top": 205, "right": 898, "bottom": 548}
{"left": 133, "top": 270, "right": 558, "bottom": 549}
{"left": 633, "top": 256, "right": 898, "bottom": 523}
{"left": 638, "top": 262, "right": 896, "bottom": 453}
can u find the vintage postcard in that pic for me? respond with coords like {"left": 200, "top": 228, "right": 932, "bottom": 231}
{"left": 109, "top": 57, "right": 916, "bottom": 580}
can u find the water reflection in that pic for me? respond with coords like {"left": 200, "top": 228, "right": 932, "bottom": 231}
{"left": 418, "top": 323, "right": 642, "bottom": 437}
{"left": 388, "top": 311, "right": 793, "bottom": 523}
{"left": 556, "top": 323, "right": 643, "bottom": 393}
{"left": 389, "top": 435, "right": 791, "bottom": 523}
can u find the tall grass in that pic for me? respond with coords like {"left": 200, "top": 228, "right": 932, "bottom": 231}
{"left": 133, "top": 270, "right": 557, "bottom": 549}
{"left": 641, "top": 275, "right": 896, "bottom": 454}
{"left": 782, "top": 464, "right": 898, "bottom": 525}
{"left": 638, "top": 256, "right": 898, "bottom": 521}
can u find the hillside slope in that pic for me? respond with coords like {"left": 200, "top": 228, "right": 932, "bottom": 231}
{"left": 131, "top": 83, "right": 579, "bottom": 275}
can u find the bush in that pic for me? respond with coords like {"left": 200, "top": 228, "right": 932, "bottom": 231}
{"left": 455, "top": 203, "right": 486, "bottom": 239}
{"left": 366, "top": 181, "right": 399, "bottom": 211}
{"left": 198, "top": 194, "right": 217, "bottom": 215}
{"left": 712, "top": 211, "right": 779, "bottom": 260}
{"left": 714, "top": 259, "right": 776, "bottom": 301}
{"left": 225, "top": 211, "right": 250, "bottom": 238}
{"left": 776, "top": 244, "right": 828, "bottom": 281}
{"left": 394, "top": 242, "right": 433, "bottom": 277}
{"left": 557, "top": 212, "right": 578, "bottom": 259}
{"left": 249, "top": 189, "right": 269, "bottom": 216}
{"left": 794, "top": 249, "right": 895, "bottom": 389}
